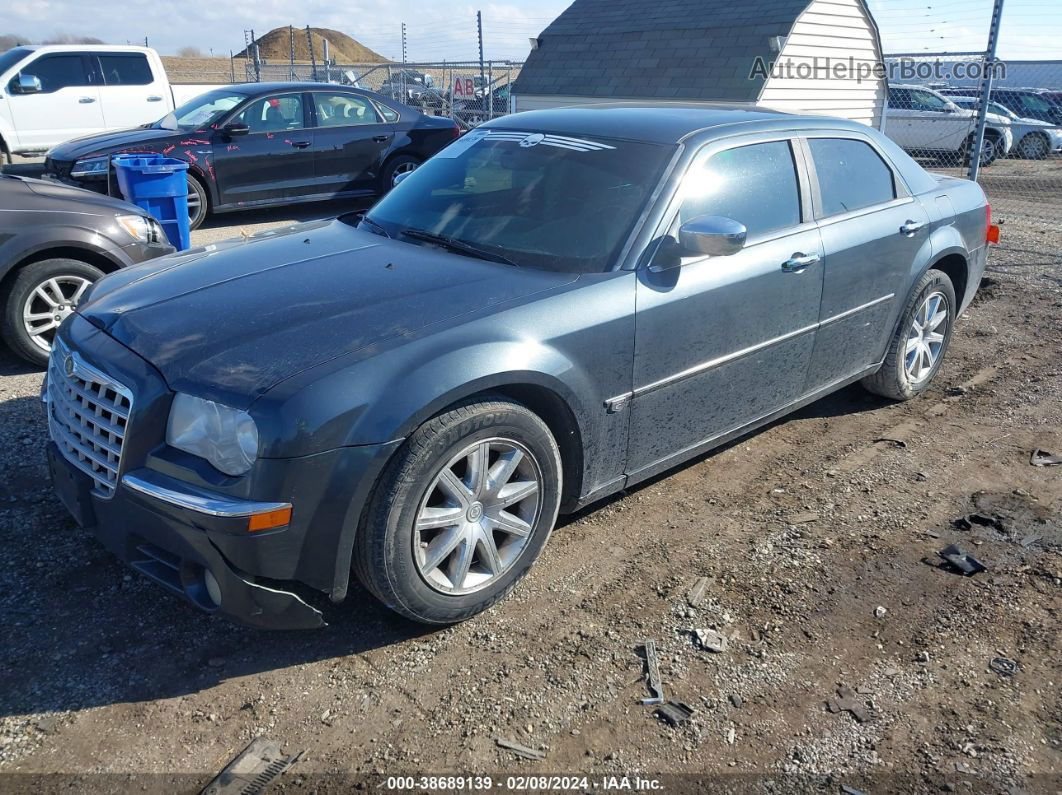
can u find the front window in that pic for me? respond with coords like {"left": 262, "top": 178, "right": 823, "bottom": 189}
{"left": 168, "top": 89, "right": 247, "bottom": 130}
{"left": 10, "top": 53, "right": 90, "bottom": 93}
{"left": 362, "top": 129, "right": 673, "bottom": 274}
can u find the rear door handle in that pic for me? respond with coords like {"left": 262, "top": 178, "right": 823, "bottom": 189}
{"left": 290, "top": 140, "right": 311, "bottom": 149}
{"left": 782, "top": 252, "right": 821, "bottom": 272}
{"left": 78, "top": 96, "right": 96, "bottom": 104}
{"left": 900, "top": 219, "right": 926, "bottom": 235}
{"left": 146, "top": 95, "right": 163, "bottom": 102}
{"left": 372, "top": 135, "right": 390, "bottom": 142}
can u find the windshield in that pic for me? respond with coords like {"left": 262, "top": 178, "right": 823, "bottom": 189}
{"left": 160, "top": 89, "right": 248, "bottom": 131}
{"left": 0, "top": 47, "right": 33, "bottom": 77}
{"left": 363, "top": 129, "right": 673, "bottom": 273}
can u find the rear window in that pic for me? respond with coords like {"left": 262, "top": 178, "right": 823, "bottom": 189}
{"left": 96, "top": 53, "right": 153, "bottom": 86}
{"left": 809, "top": 138, "right": 896, "bottom": 217}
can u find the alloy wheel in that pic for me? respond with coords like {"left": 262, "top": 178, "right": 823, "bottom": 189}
{"left": 391, "top": 161, "right": 419, "bottom": 187}
{"left": 22, "top": 275, "right": 91, "bottom": 354}
{"left": 1020, "top": 135, "right": 1048, "bottom": 159}
{"left": 187, "top": 176, "right": 206, "bottom": 227}
{"left": 413, "top": 438, "right": 542, "bottom": 595}
{"left": 905, "top": 291, "right": 949, "bottom": 384}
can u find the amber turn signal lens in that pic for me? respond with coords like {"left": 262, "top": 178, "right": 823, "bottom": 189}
{"left": 987, "top": 224, "right": 1001, "bottom": 244}
{"left": 247, "top": 506, "right": 292, "bottom": 532}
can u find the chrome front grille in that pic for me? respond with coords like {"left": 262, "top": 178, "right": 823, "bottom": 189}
{"left": 46, "top": 340, "right": 133, "bottom": 497}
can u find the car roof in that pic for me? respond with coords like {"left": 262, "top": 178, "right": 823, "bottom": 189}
{"left": 484, "top": 103, "right": 872, "bottom": 145}
{"left": 238, "top": 81, "right": 380, "bottom": 94}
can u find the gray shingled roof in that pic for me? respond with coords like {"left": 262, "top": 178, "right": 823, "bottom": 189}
{"left": 513, "top": 0, "right": 814, "bottom": 102}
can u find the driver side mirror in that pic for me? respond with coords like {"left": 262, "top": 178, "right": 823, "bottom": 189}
{"left": 677, "top": 215, "right": 747, "bottom": 257}
{"left": 222, "top": 122, "right": 249, "bottom": 137}
{"left": 14, "top": 74, "right": 42, "bottom": 94}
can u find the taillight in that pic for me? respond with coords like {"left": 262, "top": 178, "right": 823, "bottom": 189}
{"left": 986, "top": 203, "right": 1000, "bottom": 244}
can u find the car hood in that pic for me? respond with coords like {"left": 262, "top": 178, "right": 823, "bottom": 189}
{"left": 47, "top": 126, "right": 189, "bottom": 161}
{"left": 4, "top": 174, "right": 144, "bottom": 216}
{"left": 78, "top": 220, "right": 577, "bottom": 407}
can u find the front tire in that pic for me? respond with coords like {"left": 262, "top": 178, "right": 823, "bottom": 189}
{"left": 0, "top": 258, "right": 104, "bottom": 367}
{"left": 861, "top": 268, "right": 956, "bottom": 401}
{"left": 353, "top": 398, "right": 562, "bottom": 624}
{"left": 1018, "top": 133, "right": 1049, "bottom": 160}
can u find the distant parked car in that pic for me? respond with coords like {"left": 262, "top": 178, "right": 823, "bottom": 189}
{"left": 0, "top": 44, "right": 215, "bottom": 159}
{"left": 887, "top": 85, "right": 1012, "bottom": 165}
{"left": 46, "top": 106, "right": 994, "bottom": 629}
{"left": 455, "top": 84, "right": 511, "bottom": 125}
{"left": 947, "top": 96, "right": 1062, "bottom": 159}
{"left": 0, "top": 172, "right": 172, "bottom": 365}
{"left": 42, "top": 82, "right": 460, "bottom": 230}
{"left": 941, "top": 86, "right": 1062, "bottom": 126}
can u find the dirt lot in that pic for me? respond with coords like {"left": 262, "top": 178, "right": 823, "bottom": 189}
{"left": 0, "top": 188, "right": 1059, "bottom": 793}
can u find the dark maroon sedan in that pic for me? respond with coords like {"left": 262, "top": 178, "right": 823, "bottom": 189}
{"left": 43, "top": 82, "right": 460, "bottom": 229}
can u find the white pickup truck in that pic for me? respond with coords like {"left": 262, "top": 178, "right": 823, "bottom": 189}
{"left": 0, "top": 45, "right": 219, "bottom": 158}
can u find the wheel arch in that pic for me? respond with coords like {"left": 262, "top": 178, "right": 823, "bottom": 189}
{"left": 0, "top": 242, "right": 125, "bottom": 289}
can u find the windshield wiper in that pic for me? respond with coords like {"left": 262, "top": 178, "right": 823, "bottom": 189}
{"left": 401, "top": 228, "right": 518, "bottom": 267}
{"left": 357, "top": 215, "right": 391, "bottom": 239}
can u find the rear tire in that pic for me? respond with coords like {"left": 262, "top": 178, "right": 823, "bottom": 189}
{"left": 861, "top": 268, "right": 956, "bottom": 401}
{"left": 353, "top": 397, "right": 562, "bottom": 624}
{"left": 187, "top": 173, "right": 208, "bottom": 231}
{"left": 0, "top": 258, "right": 104, "bottom": 367}
{"left": 379, "top": 155, "right": 421, "bottom": 193}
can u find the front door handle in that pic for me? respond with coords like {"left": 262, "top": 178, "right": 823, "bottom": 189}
{"left": 290, "top": 140, "right": 311, "bottom": 149}
{"left": 146, "top": 95, "right": 163, "bottom": 102}
{"left": 78, "top": 96, "right": 96, "bottom": 104}
{"left": 782, "top": 252, "right": 821, "bottom": 272}
{"left": 372, "top": 135, "right": 390, "bottom": 142}
{"left": 900, "top": 219, "right": 926, "bottom": 235}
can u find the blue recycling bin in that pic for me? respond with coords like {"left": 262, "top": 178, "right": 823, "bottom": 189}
{"left": 112, "top": 154, "right": 191, "bottom": 251}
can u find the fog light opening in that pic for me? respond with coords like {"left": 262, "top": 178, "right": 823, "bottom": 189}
{"left": 203, "top": 569, "right": 222, "bottom": 607}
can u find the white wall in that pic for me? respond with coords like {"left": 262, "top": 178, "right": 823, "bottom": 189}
{"left": 757, "top": 0, "right": 886, "bottom": 127}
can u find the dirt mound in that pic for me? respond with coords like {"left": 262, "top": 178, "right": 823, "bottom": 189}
{"left": 237, "top": 26, "right": 389, "bottom": 63}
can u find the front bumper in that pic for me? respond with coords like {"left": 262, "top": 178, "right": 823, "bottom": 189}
{"left": 45, "top": 315, "right": 400, "bottom": 630}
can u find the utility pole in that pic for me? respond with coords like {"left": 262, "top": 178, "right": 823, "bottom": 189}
{"left": 968, "top": 0, "right": 1005, "bottom": 182}
{"left": 401, "top": 23, "right": 407, "bottom": 63}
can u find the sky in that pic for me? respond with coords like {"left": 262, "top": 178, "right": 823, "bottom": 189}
{"left": 2, "top": 0, "right": 1059, "bottom": 63}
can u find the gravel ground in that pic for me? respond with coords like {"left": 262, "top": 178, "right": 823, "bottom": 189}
{"left": 0, "top": 171, "right": 1059, "bottom": 793}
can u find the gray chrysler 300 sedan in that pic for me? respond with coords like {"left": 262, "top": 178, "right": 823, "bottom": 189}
{"left": 44, "top": 105, "right": 993, "bottom": 628}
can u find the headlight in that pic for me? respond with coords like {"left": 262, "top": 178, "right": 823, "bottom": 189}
{"left": 116, "top": 214, "right": 165, "bottom": 244}
{"left": 70, "top": 155, "right": 110, "bottom": 178}
{"left": 166, "top": 393, "right": 259, "bottom": 476}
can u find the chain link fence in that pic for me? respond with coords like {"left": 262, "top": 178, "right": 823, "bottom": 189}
{"left": 240, "top": 57, "right": 521, "bottom": 129}
{"left": 881, "top": 54, "right": 1061, "bottom": 258}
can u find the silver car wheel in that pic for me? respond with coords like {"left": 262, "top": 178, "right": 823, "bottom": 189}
{"left": 413, "top": 437, "right": 542, "bottom": 595}
{"left": 905, "top": 291, "right": 948, "bottom": 384}
{"left": 392, "top": 161, "right": 418, "bottom": 186}
{"left": 22, "top": 275, "right": 91, "bottom": 353}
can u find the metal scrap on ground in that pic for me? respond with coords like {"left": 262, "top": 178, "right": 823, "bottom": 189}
{"left": 199, "top": 738, "right": 303, "bottom": 795}
{"left": 989, "top": 657, "right": 1020, "bottom": 677}
{"left": 826, "top": 686, "right": 869, "bottom": 723}
{"left": 640, "top": 640, "right": 665, "bottom": 705}
{"left": 495, "top": 737, "right": 546, "bottom": 761}
{"left": 694, "top": 628, "right": 728, "bottom": 653}
{"left": 1030, "top": 449, "right": 1062, "bottom": 467}
{"left": 654, "top": 701, "right": 694, "bottom": 727}
{"left": 937, "top": 544, "right": 987, "bottom": 576}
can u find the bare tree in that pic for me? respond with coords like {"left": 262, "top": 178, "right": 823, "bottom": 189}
{"left": 40, "top": 34, "right": 105, "bottom": 44}
{"left": 0, "top": 33, "right": 30, "bottom": 50}
{"left": 177, "top": 46, "right": 203, "bottom": 58}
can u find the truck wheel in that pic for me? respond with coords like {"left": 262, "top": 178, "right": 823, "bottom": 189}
{"left": 0, "top": 258, "right": 104, "bottom": 367}
{"left": 353, "top": 397, "right": 563, "bottom": 624}
{"left": 187, "top": 174, "right": 208, "bottom": 231}
{"left": 380, "top": 155, "right": 421, "bottom": 193}
{"left": 1018, "top": 133, "right": 1049, "bottom": 160}
{"left": 861, "top": 268, "right": 956, "bottom": 401}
